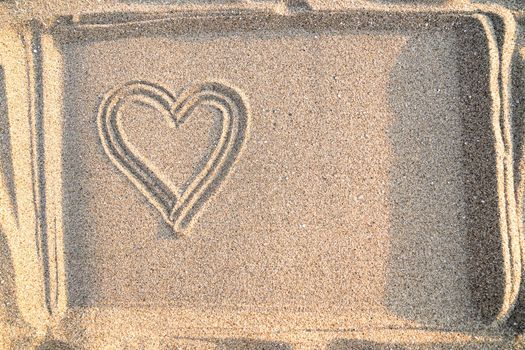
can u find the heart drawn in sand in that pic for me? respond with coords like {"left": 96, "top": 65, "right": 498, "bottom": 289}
{"left": 98, "top": 81, "right": 248, "bottom": 235}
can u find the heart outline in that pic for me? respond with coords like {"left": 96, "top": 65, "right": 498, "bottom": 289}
{"left": 98, "top": 81, "right": 249, "bottom": 235}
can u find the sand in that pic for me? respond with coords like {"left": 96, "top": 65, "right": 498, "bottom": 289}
{"left": 0, "top": 1, "right": 524, "bottom": 349}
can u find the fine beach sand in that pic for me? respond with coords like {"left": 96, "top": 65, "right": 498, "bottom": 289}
{"left": 0, "top": 1, "right": 524, "bottom": 349}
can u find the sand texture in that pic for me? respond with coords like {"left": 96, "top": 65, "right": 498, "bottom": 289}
{"left": 1, "top": 1, "right": 525, "bottom": 349}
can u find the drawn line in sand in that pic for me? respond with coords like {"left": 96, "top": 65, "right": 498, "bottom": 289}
{"left": 98, "top": 81, "right": 249, "bottom": 235}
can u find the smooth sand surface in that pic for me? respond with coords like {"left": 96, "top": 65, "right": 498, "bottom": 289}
{"left": 62, "top": 22, "right": 493, "bottom": 323}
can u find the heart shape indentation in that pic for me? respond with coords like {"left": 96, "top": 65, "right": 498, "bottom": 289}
{"left": 98, "top": 81, "right": 248, "bottom": 235}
